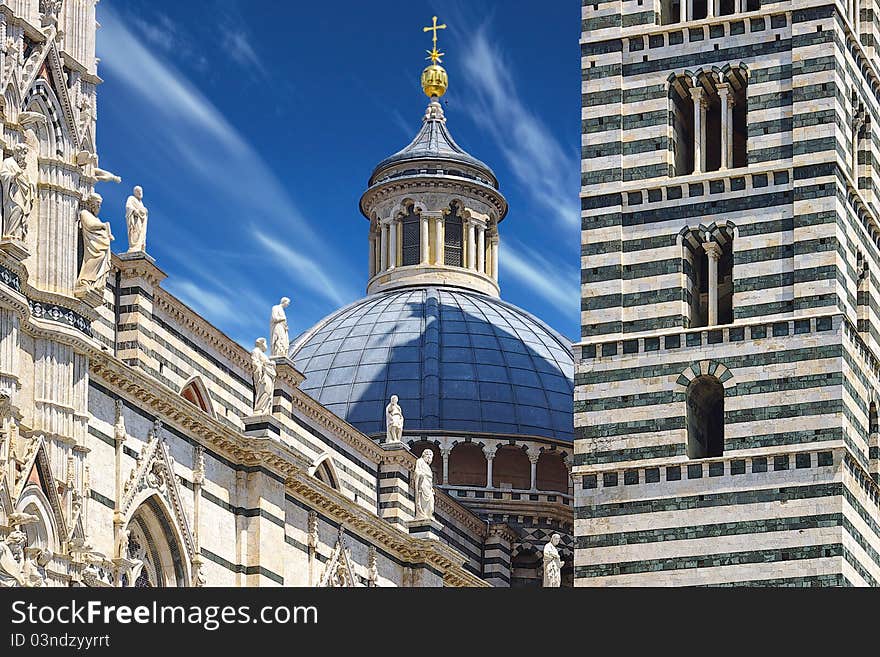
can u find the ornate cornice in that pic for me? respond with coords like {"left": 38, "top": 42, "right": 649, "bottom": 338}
{"left": 361, "top": 176, "right": 507, "bottom": 223}
{"left": 436, "top": 490, "right": 488, "bottom": 539}
{"left": 285, "top": 471, "right": 487, "bottom": 587}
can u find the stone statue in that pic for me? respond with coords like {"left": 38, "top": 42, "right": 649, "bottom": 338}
{"left": 542, "top": 533, "right": 563, "bottom": 588}
{"left": 125, "top": 186, "right": 149, "bottom": 253}
{"left": 251, "top": 337, "right": 276, "bottom": 415}
{"left": 115, "top": 528, "right": 130, "bottom": 561}
{"left": 413, "top": 449, "right": 435, "bottom": 520}
{"left": 22, "top": 548, "right": 52, "bottom": 587}
{"left": 0, "top": 529, "right": 27, "bottom": 587}
{"left": 76, "top": 194, "right": 114, "bottom": 293}
{"left": 385, "top": 395, "right": 404, "bottom": 443}
{"left": 0, "top": 143, "right": 35, "bottom": 241}
{"left": 270, "top": 297, "right": 291, "bottom": 358}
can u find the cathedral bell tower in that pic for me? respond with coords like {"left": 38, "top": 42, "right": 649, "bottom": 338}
{"left": 359, "top": 17, "right": 507, "bottom": 298}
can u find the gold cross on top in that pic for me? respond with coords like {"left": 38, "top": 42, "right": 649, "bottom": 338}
{"left": 423, "top": 16, "right": 447, "bottom": 65}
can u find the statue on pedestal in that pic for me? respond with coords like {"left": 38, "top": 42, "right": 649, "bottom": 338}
{"left": 251, "top": 337, "right": 276, "bottom": 416}
{"left": 0, "top": 143, "right": 35, "bottom": 241}
{"left": 76, "top": 193, "right": 114, "bottom": 293}
{"left": 542, "top": 533, "right": 563, "bottom": 588}
{"left": 125, "top": 185, "right": 149, "bottom": 253}
{"left": 270, "top": 297, "right": 291, "bottom": 358}
{"left": 413, "top": 449, "right": 435, "bottom": 521}
{"left": 385, "top": 395, "right": 404, "bottom": 443}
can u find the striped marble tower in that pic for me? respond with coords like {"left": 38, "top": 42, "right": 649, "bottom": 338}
{"left": 575, "top": 0, "right": 880, "bottom": 585}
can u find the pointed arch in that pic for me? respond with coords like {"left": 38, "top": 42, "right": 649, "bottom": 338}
{"left": 309, "top": 453, "right": 341, "bottom": 490}
{"left": 4, "top": 79, "right": 21, "bottom": 124}
{"left": 179, "top": 375, "right": 216, "bottom": 418}
{"left": 24, "top": 79, "right": 69, "bottom": 158}
{"left": 125, "top": 494, "right": 191, "bottom": 587}
{"left": 15, "top": 484, "right": 58, "bottom": 552}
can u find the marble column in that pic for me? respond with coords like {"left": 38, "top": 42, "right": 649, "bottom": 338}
{"left": 368, "top": 233, "right": 376, "bottom": 277}
{"left": 680, "top": 0, "right": 687, "bottom": 22}
{"left": 491, "top": 237, "right": 499, "bottom": 280}
{"left": 726, "top": 92, "right": 735, "bottom": 169}
{"left": 704, "top": 242, "right": 722, "bottom": 326}
{"left": 690, "top": 87, "right": 706, "bottom": 174}
{"left": 388, "top": 219, "right": 397, "bottom": 270}
{"left": 477, "top": 226, "right": 486, "bottom": 274}
{"left": 484, "top": 445, "right": 496, "bottom": 488}
{"left": 467, "top": 221, "right": 477, "bottom": 270}
{"left": 717, "top": 83, "right": 730, "bottom": 170}
{"left": 420, "top": 213, "right": 430, "bottom": 264}
{"left": 435, "top": 215, "right": 445, "bottom": 265}
{"left": 380, "top": 223, "right": 389, "bottom": 271}
{"left": 441, "top": 448, "right": 451, "bottom": 485}
{"left": 527, "top": 448, "right": 540, "bottom": 491}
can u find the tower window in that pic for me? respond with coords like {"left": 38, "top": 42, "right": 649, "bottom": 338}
{"left": 856, "top": 249, "right": 870, "bottom": 335}
{"left": 687, "top": 376, "right": 725, "bottom": 459}
{"left": 400, "top": 204, "right": 421, "bottom": 266}
{"left": 670, "top": 77, "right": 695, "bottom": 176}
{"left": 672, "top": 68, "right": 748, "bottom": 177}
{"left": 444, "top": 202, "right": 463, "bottom": 267}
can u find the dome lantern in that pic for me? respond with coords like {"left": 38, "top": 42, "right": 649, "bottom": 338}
{"left": 359, "top": 16, "right": 508, "bottom": 298}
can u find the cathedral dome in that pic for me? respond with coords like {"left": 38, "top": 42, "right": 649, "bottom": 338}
{"left": 289, "top": 286, "right": 574, "bottom": 441}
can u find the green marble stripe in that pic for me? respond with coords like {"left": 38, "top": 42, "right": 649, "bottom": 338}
{"left": 582, "top": 63, "right": 622, "bottom": 82}
{"left": 697, "top": 574, "right": 849, "bottom": 587}
{"left": 575, "top": 483, "right": 842, "bottom": 520}
{"left": 574, "top": 544, "right": 843, "bottom": 579}
{"left": 575, "top": 389, "right": 680, "bottom": 414}
{"left": 578, "top": 415, "right": 684, "bottom": 440}
{"left": 577, "top": 514, "right": 841, "bottom": 550}
{"left": 576, "top": 344, "right": 842, "bottom": 387}
{"left": 573, "top": 428, "right": 843, "bottom": 466}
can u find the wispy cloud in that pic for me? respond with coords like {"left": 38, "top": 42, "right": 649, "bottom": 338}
{"left": 222, "top": 27, "right": 268, "bottom": 80}
{"left": 254, "top": 229, "right": 356, "bottom": 308}
{"left": 501, "top": 240, "right": 579, "bottom": 318}
{"left": 98, "top": 6, "right": 358, "bottom": 336}
{"left": 454, "top": 26, "right": 580, "bottom": 230}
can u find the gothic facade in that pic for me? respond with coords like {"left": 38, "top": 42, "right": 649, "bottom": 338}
{"left": 0, "top": 3, "right": 574, "bottom": 588}
{"left": 576, "top": 0, "right": 880, "bottom": 585}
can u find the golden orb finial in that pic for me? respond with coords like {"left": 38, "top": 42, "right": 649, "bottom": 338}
{"left": 421, "top": 16, "right": 448, "bottom": 98}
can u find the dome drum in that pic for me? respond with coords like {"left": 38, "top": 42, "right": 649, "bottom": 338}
{"left": 368, "top": 264, "right": 500, "bottom": 297}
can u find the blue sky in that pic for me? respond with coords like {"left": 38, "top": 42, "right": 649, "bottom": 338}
{"left": 94, "top": 0, "right": 581, "bottom": 345}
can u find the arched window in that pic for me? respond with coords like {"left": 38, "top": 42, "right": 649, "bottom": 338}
{"left": 126, "top": 496, "right": 187, "bottom": 587}
{"left": 400, "top": 204, "right": 421, "bottom": 267}
{"left": 444, "top": 202, "right": 464, "bottom": 267}
{"left": 447, "top": 442, "right": 485, "bottom": 487}
{"left": 687, "top": 376, "right": 725, "bottom": 459}
{"left": 870, "top": 401, "right": 879, "bottom": 484}
{"left": 180, "top": 376, "right": 214, "bottom": 416}
{"left": 536, "top": 452, "right": 569, "bottom": 493}
{"left": 492, "top": 446, "right": 530, "bottom": 490}
{"left": 717, "top": 237, "right": 734, "bottom": 325}
{"left": 310, "top": 454, "right": 340, "bottom": 490}
{"left": 669, "top": 76, "right": 695, "bottom": 176}
{"left": 682, "top": 231, "right": 708, "bottom": 328}
{"left": 659, "top": 0, "right": 682, "bottom": 25}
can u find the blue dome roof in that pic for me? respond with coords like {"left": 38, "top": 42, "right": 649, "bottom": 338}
{"left": 290, "top": 287, "right": 574, "bottom": 441}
